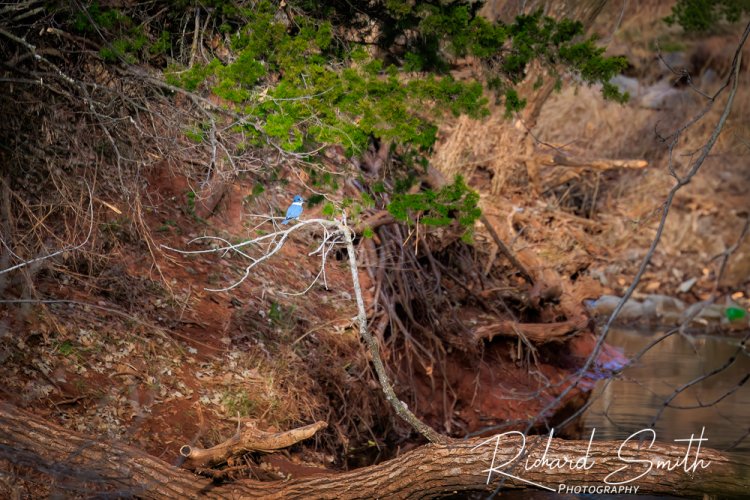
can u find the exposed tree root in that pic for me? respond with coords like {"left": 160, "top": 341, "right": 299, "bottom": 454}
{"left": 472, "top": 317, "right": 589, "bottom": 343}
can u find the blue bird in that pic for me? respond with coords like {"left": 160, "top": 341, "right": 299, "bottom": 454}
{"left": 282, "top": 195, "right": 304, "bottom": 224}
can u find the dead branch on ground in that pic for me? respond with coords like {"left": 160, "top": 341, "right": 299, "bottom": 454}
{"left": 535, "top": 152, "right": 648, "bottom": 170}
{"left": 180, "top": 420, "right": 328, "bottom": 469}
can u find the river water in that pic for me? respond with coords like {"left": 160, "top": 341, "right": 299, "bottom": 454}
{"left": 500, "top": 329, "right": 749, "bottom": 499}
{"left": 581, "top": 327, "right": 750, "bottom": 456}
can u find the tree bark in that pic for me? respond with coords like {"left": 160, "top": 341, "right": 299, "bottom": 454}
{"left": 1, "top": 403, "right": 747, "bottom": 498}
{"left": 180, "top": 420, "right": 328, "bottom": 469}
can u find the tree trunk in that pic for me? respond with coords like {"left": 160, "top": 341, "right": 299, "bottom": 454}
{"left": 1, "top": 403, "right": 747, "bottom": 498}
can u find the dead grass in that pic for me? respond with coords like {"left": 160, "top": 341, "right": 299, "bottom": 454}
{"left": 432, "top": 110, "right": 532, "bottom": 195}
{"left": 433, "top": 0, "right": 750, "bottom": 300}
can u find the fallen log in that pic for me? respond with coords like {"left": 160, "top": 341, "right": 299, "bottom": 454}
{"left": 537, "top": 153, "right": 648, "bottom": 171}
{"left": 180, "top": 420, "right": 328, "bottom": 469}
{"left": 1, "top": 402, "right": 747, "bottom": 498}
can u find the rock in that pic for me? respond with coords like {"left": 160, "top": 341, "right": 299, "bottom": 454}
{"left": 588, "top": 293, "right": 746, "bottom": 330}
{"left": 643, "top": 294, "right": 687, "bottom": 324}
{"left": 681, "top": 301, "right": 724, "bottom": 325}
{"left": 610, "top": 75, "right": 640, "bottom": 96}
{"left": 587, "top": 295, "right": 645, "bottom": 321}
{"left": 639, "top": 80, "right": 686, "bottom": 110}
{"left": 658, "top": 51, "right": 688, "bottom": 72}
{"left": 701, "top": 68, "right": 718, "bottom": 86}
{"left": 677, "top": 277, "right": 698, "bottom": 293}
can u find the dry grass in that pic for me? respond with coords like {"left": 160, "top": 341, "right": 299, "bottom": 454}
{"left": 432, "top": 110, "right": 532, "bottom": 195}
{"left": 433, "top": 0, "right": 750, "bottom": 298}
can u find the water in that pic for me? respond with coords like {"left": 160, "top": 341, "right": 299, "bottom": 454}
{"left": 452, "top": 328, "right": 748, "bottom": 499}
{"left": 581, "top": 328, "right": 750, "bottom": 456}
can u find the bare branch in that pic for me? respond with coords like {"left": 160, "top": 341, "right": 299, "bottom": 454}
{"left": 164, "top": 215, "right": 445, "bottom": 443}
{"left": 0, "top": 183, "right": 94, "bottom": 276}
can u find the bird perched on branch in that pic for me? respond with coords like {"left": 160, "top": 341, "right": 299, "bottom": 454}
{"left": 282, "top": 195, "right": 305, "bottom": 224}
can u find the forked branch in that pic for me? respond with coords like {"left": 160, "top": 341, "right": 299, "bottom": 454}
{"left": 180, "top": 420, "right": 328, "bottom": 469}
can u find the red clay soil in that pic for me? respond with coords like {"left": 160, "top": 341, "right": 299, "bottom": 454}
{"left": 411, "top": 331, "right": 626, "bottom": 437}
{"left": 0, "top": 163, "right": 626, "bottom": 479}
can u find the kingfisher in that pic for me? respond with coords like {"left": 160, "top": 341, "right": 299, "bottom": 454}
{"left": 282, "top": 195, "right": 305, "bottom": 224}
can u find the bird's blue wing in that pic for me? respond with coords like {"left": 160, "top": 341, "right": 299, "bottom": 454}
{"left": 282, "top": 203, "right": 303, "bottom": 224}
{"left": 286, "top": 204, "right": 302, "bottom": 219}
